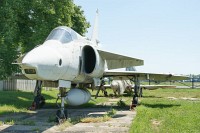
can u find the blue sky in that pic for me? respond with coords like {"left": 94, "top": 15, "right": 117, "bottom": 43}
{"left": 74, "top": 0, "right": 200, "bottom": 75}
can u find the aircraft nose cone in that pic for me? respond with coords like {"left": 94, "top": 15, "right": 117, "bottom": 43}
{"left": 22, "top": 45, "right": 63, "bottom": 80}
{"left": 22, "top": 46, "right": 61, "bottom": 66}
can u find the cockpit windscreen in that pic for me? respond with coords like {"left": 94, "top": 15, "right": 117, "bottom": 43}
{"left": 46, "top": 28, "right": 73, "bottom": 43}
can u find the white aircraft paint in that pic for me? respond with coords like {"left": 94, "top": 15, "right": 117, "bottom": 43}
{"left": 20, "top": 26, "right": 143, "bottom": 84}
{"left": 65, "top": 88, "right": 91, "bottom": 106}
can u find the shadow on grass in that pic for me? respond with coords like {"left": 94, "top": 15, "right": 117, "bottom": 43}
{"left": 0, "top": 90, "right": 56, "bottom": 115}
{"left": 0, "top": 90, "right": 59, "bottom": 132}
{"left": 0, "top": 103, "right": 130, "bottom": 132}
{"left": 142, "top": 103, "right": 181, "bottom": 109}
{"left": 91, "top": 93, "right": 133, "bottom": 98}
{"left": 142, "top": 95, "right": 163, "bottom": 99}
{"left": 67, "top": 102, "right": 130, "bottom": 111}
{"left": 0, "top": 90, "right": 132, "bottom": 132}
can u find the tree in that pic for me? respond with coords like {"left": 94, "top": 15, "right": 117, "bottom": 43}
{"left": 18, "top": 0, "right": 90, "bottom": 52}
{"left": 0, "top": 0, "right": 20, "bottom": 79}
{"left": 0, "top": 0, "right": 90, "bottom": 79}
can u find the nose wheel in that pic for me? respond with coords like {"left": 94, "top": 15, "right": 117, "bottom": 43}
{"left": 56, "top": 109, "right": 68, "bottom": 123}
{"left": 56, "top": 87, "right": 68, "bottom": 123}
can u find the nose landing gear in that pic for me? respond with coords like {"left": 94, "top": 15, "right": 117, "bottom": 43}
{"left": 56, "top": 87, "right": 68, "bottom": 123}
{"left": 28, "top": 80, "right": 45, "bottom": 110}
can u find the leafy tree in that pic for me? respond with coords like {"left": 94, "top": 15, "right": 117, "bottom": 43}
{"left": 18, "top": 0, "right": 90, "bottom": 52}
{"left": 0, "top": 0, "right": 20, "bottom": 79}
{"left": 0, "top": 0, "right": 90, "bottom": 79}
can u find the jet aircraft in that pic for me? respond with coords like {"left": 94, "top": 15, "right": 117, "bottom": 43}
{"left": 16, "top": 10, "right": 188, "bottom": 122}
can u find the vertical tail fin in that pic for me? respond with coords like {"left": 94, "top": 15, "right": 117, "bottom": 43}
{"left": 91, "top": 9, "right": 99, "bottom": 45}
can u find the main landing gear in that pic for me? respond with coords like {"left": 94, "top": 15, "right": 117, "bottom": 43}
{"left": 56, "top": 87, "right": 68, "bottom": 123}
{"left": 95, "top": 79, "right": 107, "bottom": 99}
{"left": 130, "top": 76, "right": 141, "bottom": 110}
{"left": 29, "top": 80, "right": 45, "bottom": 110}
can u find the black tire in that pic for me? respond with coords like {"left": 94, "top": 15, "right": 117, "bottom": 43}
{"left": 56, "top": 110, "right": 61, "bottom": 123}
{"left": 34, "top": 95, "right": 45, "bottom": 109}
{"left": 56, "top": 110, "right": 67, "bottom": 123}
{"left": 64, "top": 110, "right": 68, "bottom": 118}
{"left": 39, "top": 95, "right": 45, "bottom": 108}
{"left": 133, "top": 96, "right": 138, "bottom": 106}
{"left": 104, "top": 91, "right": 108, "bottom": 97}
{"left": 139, "top": 88, "right": 143, "bottom": 97}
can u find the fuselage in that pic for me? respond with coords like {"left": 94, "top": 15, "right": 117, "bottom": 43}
{"left": 21, "top": 26, "right": 105, "bottom": 84}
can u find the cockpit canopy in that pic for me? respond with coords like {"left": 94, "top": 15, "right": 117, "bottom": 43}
{"left": 45, "top": 26, "right": 79, "bottom": 44}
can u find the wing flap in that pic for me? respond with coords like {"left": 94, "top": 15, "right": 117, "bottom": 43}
{"left": 98, "top": 49, "right": 144, "bottom": 69}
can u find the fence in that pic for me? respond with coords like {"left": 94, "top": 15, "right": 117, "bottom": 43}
{"left": 0, "top": 79, "right": 36, "bottom": 91}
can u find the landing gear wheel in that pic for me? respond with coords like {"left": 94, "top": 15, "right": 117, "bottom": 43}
{"left": 139, "top": 87, "right": 143, "bottom": 97}
{"left": 130, "top": 76, "right": 140, "bottom": 110}
{"left": 29, "top": 95, "right": 45, "bottom": 110}
{"left": 56, "top": 87, "right": 68, "bottom": 124}
{"left": 104, "top": 91, "right": 108, "bottom": 97}
{"left": 130, "top": 96, "right": 138, "bottom": 110}
{"left": 29, "top": 80, "right": 45, "bottom": 110}
{"left": 133, "top": 96, "right": 138, "bottom": 106}
{"left": 34, "top": 95, "right": 45, "bottom": 108}
{"left": 56, "top": 110, "right": 68, "bottom": 123}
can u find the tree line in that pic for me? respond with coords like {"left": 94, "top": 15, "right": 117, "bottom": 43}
{"left": 0, "top": 0, "right": 90, "bottom": 79}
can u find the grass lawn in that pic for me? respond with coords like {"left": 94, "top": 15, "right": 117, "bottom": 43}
{"left": 130, "top": 88, "right": 200, "bottom": 133}
{"left": 0, "top": 88, "right": 200, "bottom": 133}
{"left": 0, "top": 89, "right": 111, "bottom": 115}
{"left": 0, "top": 89, "right": 59, "bottom": 115}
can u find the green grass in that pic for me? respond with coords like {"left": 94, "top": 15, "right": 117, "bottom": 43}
{"left": 0, "top": 89, "right": 58, "bottom": 115}
{"left": 1, "top": 88, "right": 200, "bottom": 132}
{"left": 130, "top": 88, "right": 200, "bottom": 133}
{"left": 80, "top": 115, "right": 111, "bottom": 123}
{"left": 0, "top": 88, "right": 122, "bottom": 127}
{"left": 80, "top": 108, "right": 116, "bottom": 123}
{"left": 0, "top": 121, "right": 3, "bottom": 126}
